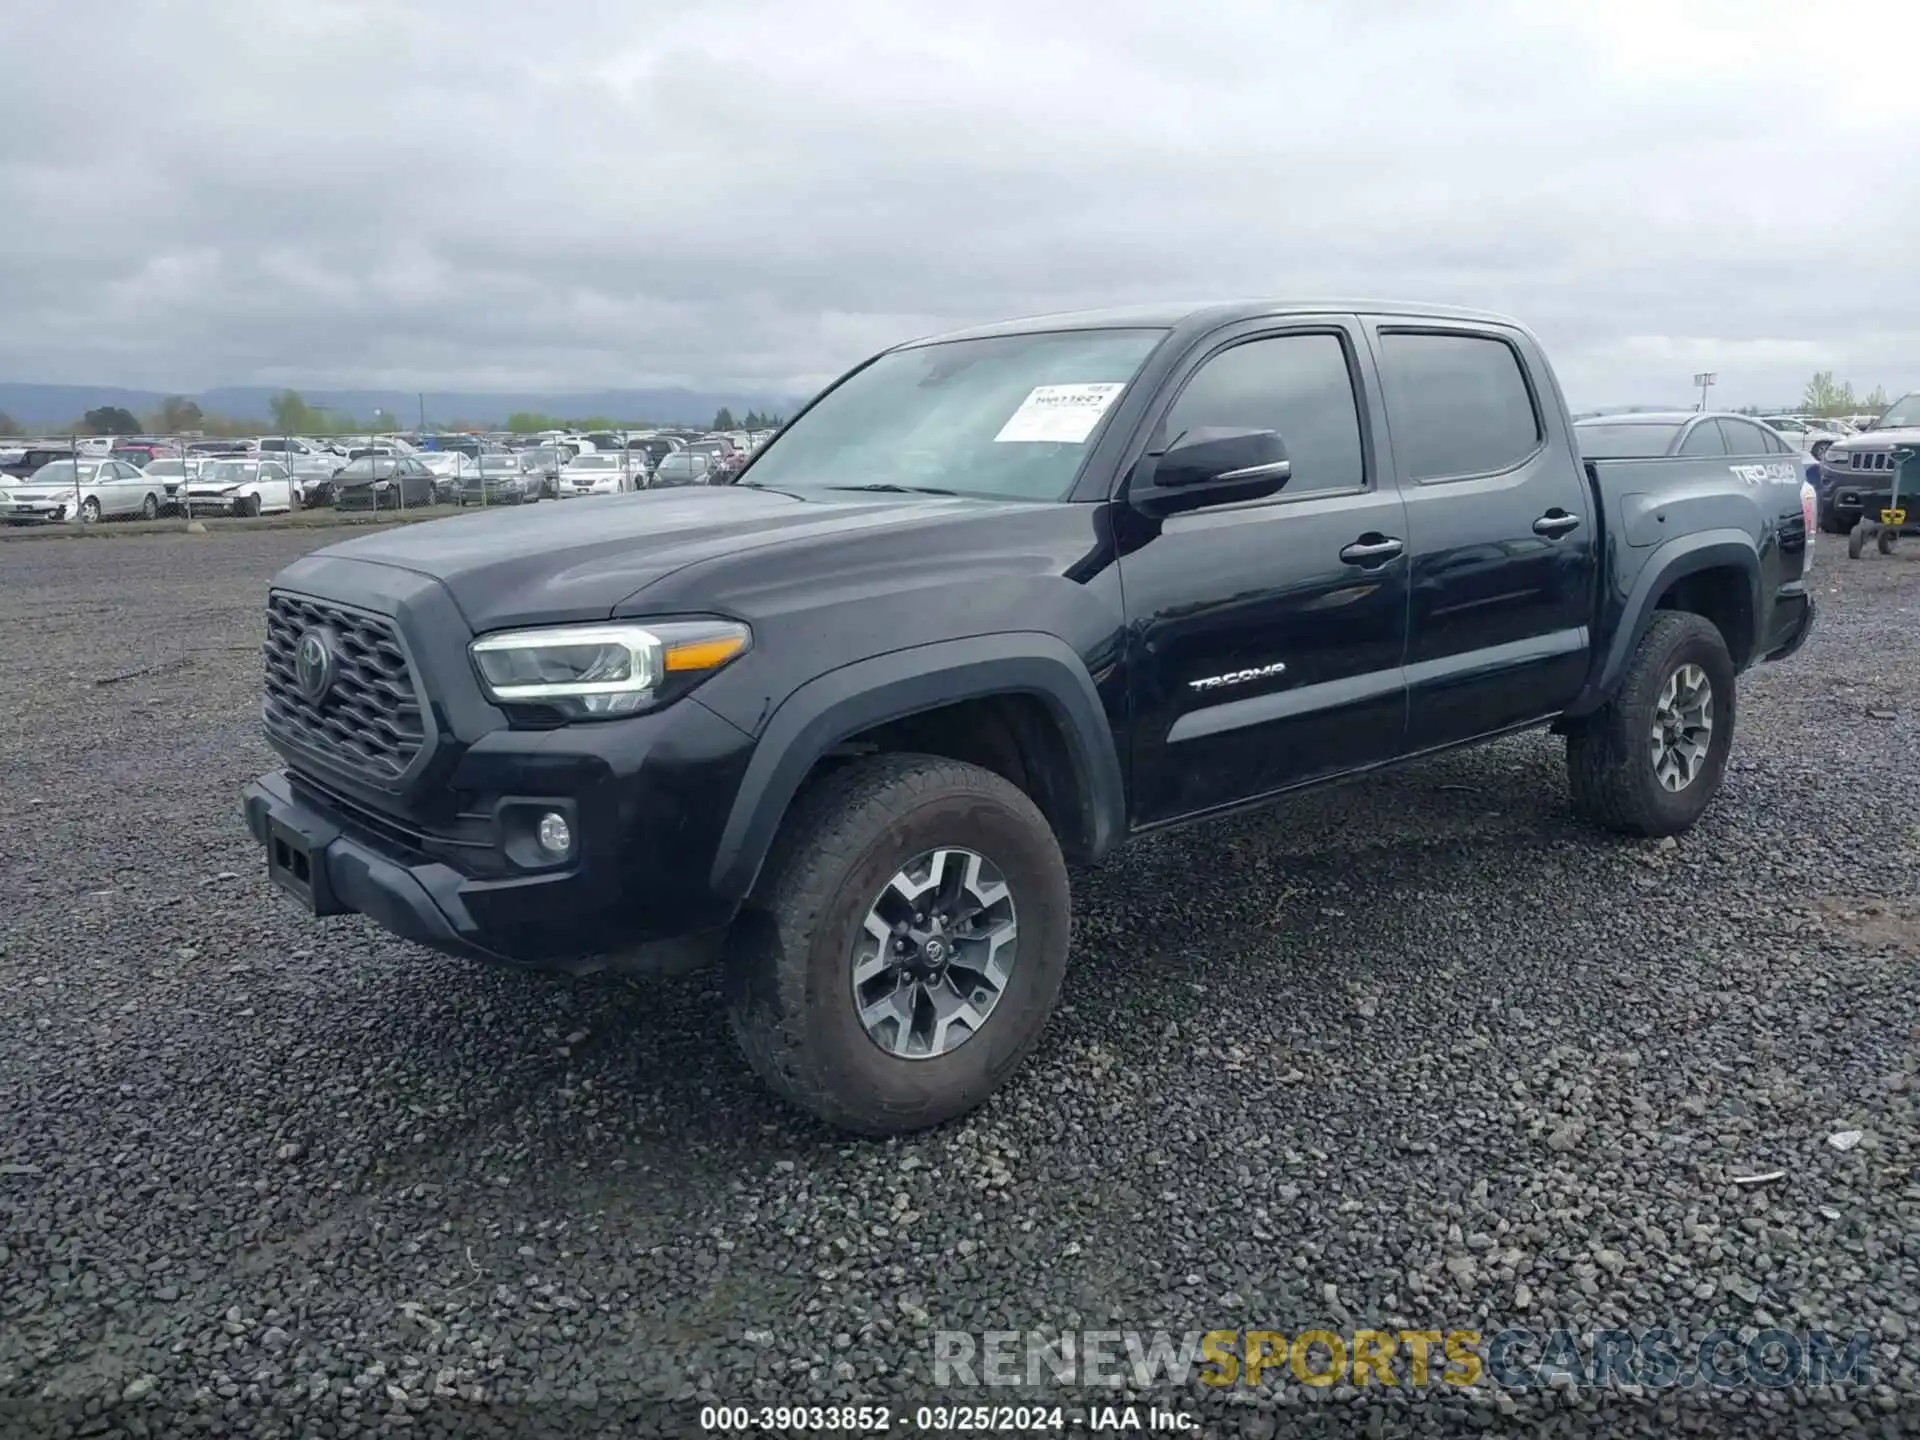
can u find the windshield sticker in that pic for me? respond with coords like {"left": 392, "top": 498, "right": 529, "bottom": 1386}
{"left": 1729, "top": 462, "right": 1797, "bottom": 485}
{"left": 993, "top": 383, "right": 1126, "bottom": 444}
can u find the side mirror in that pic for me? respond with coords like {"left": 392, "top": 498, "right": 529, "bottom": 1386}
{"left": 1132, "top": 427, "right": 1292, "bottom": 517}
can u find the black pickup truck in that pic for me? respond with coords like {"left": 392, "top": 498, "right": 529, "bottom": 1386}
{"left": 243, "top": 302, "right": 1815, "bottom": 1134}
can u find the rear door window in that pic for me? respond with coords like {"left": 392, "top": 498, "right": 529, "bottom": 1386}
{"left": 1678, "top": 422, "right": 1726, "bottom": 457}
{"left": 1714, "top": 419, "right": 1772, "bottom": 456}
{"left": 1377, "top": 331, "right": 1542, "bottom": 481}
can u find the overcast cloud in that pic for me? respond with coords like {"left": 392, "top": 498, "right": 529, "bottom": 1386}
{"left": 3, "top": 0, "right": 1916, "bottom": 408}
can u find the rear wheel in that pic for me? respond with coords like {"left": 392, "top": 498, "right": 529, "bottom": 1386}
{"left": 724, "top": 754, "right": 1071, "bottom": 1135}
{"left": 1566, "top": 611, "right": 1735, "bottom": 837}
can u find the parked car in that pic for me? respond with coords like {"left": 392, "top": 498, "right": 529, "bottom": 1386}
{"left": 332, "top": 456, "right": 437, "bottom": 511}
{"left": 184, "top": 459, "right": 296, "bottom": 517}
{"left": 1, "top": 444, "right": 83, "bottom": 480}
{"left": 457, "top": 455, "right": 538, "bottom": 507}
{"left": 517, "top": 446, "right": 567, "bottom": 498}
{"left": 651, "top": 451, "right": 714, "bottom": 486}
{"left": 1811, "top": 392, "right": 1920, "bottom": 535}
{"left": 140, "top": 455, "right": 213, "bottom": 514}
{"left": 685, "top": 437, "right": 744, "bottom": 478}
{"left": 186, "top": 439, "right": 253, "bottom": 458}
{"left": 1, "top": 457, "right": 167, "bottom": 523}
{"left": 634, "top": 435, "right": 683, "bottom": 470}
{"left": 558, "top": 453, "right": 637, "bottom": 497}
{"left": 111, "top": 439, "right": 181, "bottom": 466}
{"left": 241, "top": 300, "right": 1814, "bottom": 1136}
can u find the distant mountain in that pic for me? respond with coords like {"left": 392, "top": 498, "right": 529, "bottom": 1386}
{"left": 0, "top": 382, "right": 804, "bottom": 431}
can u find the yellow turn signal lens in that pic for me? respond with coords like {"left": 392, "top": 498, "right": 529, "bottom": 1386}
{"left": 663, "top": 632, "right": 749, "bottom": 672}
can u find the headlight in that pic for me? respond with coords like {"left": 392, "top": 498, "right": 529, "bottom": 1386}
{"left": 470, "top": 619, "right": 750, "bottom": 719}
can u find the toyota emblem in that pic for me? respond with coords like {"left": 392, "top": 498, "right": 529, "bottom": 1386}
{"left": 294, "top": 629, "right": 336, "bottom": 703}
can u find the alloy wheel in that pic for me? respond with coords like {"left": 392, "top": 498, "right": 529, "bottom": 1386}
{"left": 1650, "top": 662, "right": 1713, "bottom": 792}
{"left": 851, "top": 847, "right": 1018, "bottom": 1060}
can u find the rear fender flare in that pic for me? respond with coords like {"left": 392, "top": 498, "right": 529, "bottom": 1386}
{"left": 1567, "top": 530, "right": 1759, "bottom": 716}
{"left": 709, "top": 634, "right": 1125, "bottom": 900}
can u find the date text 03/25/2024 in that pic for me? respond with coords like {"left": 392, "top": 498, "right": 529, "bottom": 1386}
{"left": 697, "top": 1403, "right": 1195, "bottom": 1431}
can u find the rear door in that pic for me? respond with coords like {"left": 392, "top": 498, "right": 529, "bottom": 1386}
{"left": 1366, "top": 320, "right": 1599, "bottom": 750}
{"left": 1122, "top": 317, "right": 1411, "bottom": 824}
{"left": 105, "top": 460, "right": 146, "bottom": 514}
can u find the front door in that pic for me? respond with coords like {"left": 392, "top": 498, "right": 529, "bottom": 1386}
{"left": 1122, "top": 320, "right": 1411, "bottom": 825}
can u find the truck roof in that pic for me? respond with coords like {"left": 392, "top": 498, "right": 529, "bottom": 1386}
{"left": 911, "top": 299, "right": 1528, "bottom": 347}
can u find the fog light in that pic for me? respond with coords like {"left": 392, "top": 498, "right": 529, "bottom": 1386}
{"left": 536, "top": 811, "right": 572, "bottom": 857}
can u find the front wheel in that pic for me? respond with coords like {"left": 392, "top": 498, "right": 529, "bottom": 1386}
{"left": 141, "top": 493, "right": 159, "bottom": 520}
{"left": 1848, "top": 522, "right": 1869, "bottom": 559}
{"left": 1879, "top": 527, "right": 1899, "bottom": 555}
{"left": 1566, "top": 611, "right": 1736, "bottom": 837}
{"left": 79, "top": 497, "right": 101, "bottom": 524}
{"left": 236, "top": 493, "right": 259, "bottom": 518}
{"left": 724, "top": 754, "right": 1071, "bottom": 1135}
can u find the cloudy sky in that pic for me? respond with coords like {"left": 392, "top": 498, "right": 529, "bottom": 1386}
{"left": 3, "top": 0, "right": 1916, "bottom": 409}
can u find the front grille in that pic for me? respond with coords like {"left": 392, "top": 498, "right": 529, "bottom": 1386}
{"left": 1849, "top": 452, "right": 1893, "bottom": 471}
{"left": 263, "top": 592, "right": 426, "bottom": 781}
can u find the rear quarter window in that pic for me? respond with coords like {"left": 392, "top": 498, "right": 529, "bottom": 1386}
{"left": 1377, "top": 331, "right": 1542, "bottom": 481}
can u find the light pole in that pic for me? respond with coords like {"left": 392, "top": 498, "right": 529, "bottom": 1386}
{"left": 1693, "top": 372, "right": 1716, "bottom": 413}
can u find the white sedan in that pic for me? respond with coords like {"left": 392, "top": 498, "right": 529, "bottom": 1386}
{"left": 0, "top": 458, "right": 168, "bottom": 524}
{"left": 182, "top": 459, "right": 295, "bottom": 517}
{"left": 559, "top": 453, "right": 639, "bottom": 496}
{"left": 141, "top": 456, "right": 214, "bottom": 513}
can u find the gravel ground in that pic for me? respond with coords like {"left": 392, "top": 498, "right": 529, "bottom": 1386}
{"left": 0, "top": 528, "right": 1915, "bottom": 1439}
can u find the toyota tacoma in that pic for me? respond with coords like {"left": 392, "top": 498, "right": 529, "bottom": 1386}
{"left": 243, "top": 302, "right": 1816, "bottom": 1134}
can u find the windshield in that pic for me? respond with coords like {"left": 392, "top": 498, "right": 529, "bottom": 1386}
{"left": 208, "top": 462, "right": 255, "bottom": 483}
{"left": 741, "top": 328, "right": 1164, "bottom": 501}
{"left": 1873, "top": 393, "right": 1920, "bottom": 430}
{"left": 659, "top": 454, "right": 705, "bottom": 473}
{"left": 570, "top": 456, "right": 616, "bottom": 469}
{"left": 336, "top": 457, "right": 395, "bottom": 481}
{"left": 144, "top": 460, "right": 185, "bottom": 476}
{"left": 1573, "top": 421, "right": 1683, "bottom": 458}
{"left": 24, "top": 462, "right": 100, "bottom": 485}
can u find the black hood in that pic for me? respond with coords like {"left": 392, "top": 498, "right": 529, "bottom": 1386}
{"left": 309, "top": 485, "right": 1032, "bottom": 631}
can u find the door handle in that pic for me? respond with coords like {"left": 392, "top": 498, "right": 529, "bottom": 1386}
{"left": 1534, "top": 510, "right": 1581, "bottom": 537}
{"left": 1339, "top": 534, "right": 1404, "bottom": 566}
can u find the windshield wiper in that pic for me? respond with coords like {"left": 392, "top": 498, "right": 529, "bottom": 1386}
{"left": 823, "top": 482, "right": 959, "bottom": 496}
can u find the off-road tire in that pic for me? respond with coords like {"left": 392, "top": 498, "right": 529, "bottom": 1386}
{"left": 1878, "top": 528, "right": 1898, "bottom": 555}
{"left": 724, "top": 753, "right": 1071, "bottom": 1136}
{"left": 1848, "top": 523, "right": 1868, "bottom": 559}
{"left": 1566, "top": 611, "right": 1736, "bottom": 837}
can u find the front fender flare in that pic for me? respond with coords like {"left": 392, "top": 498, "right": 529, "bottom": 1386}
{"left": 1566, "top": 529, "right": 1759, "bottom": 717}
{"left": 708, "top": 633, "right": 1125, "bottom": 900}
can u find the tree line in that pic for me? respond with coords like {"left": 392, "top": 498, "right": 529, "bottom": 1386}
{"left": 0, "top": 390, "right": 785, "bottom": 439}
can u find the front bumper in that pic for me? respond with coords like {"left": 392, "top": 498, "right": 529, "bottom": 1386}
{"left": 240, "top": 698, "right": 756, "bottom": 972}
{"left": 3, "top": 500, "right": 71, "bottom": 523}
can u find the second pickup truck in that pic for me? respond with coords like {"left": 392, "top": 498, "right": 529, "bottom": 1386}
{"left": 243, "top": 301, "right": 1816, "bottom": 1134}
